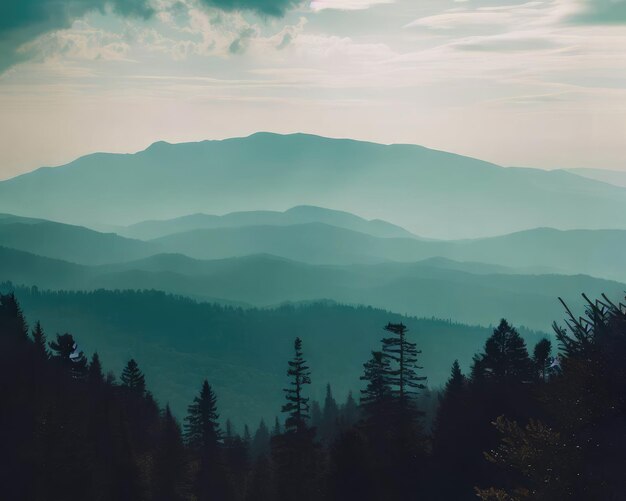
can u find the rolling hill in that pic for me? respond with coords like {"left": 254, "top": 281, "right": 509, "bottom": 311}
{"left": 2, "top": 133, "right": 625, "bottom": 239}
{"left": 122, "top": 205, "right": 417, "bottom": 240}
{"left": 2, "top": 246, "right": 624, "bottom": 331}
{"left": 5, "top": 285, "right": 547, "bottom": 427}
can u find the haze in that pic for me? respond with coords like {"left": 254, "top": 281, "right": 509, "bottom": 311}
{"left": 1, "top": 0, "right": 626, "bottom": 178}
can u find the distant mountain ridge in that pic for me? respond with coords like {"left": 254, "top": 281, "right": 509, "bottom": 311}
{"left": 0, "top": 213, "right": 624, "bottom": 281}
{"left": 2, "top": 132, "right": 625, "bottom": 239}
{"left": 122, "top": 205, "right": 417, "bottom": 240}
{"left": 2, "top": 245, "right": 625, "bottom": 330}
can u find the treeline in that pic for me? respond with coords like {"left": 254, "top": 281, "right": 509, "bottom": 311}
{"left": 1, "top": 292, "right": 625, "bottom": 500}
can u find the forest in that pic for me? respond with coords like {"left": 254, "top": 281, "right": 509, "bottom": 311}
{"left": 2, "top": 290, "right": 625, "bottom": 501}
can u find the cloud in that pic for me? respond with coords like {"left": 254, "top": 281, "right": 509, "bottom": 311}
{"left": 228, "top": 27, "right": 256, "bottom": 53}
{"left": 0, "top": 0, "right": 154, "bottom": 72}
{"left": 309, "top": 0, "right": 393, "bottom": 11}
{"left": 572, "top": 0, "right": 626, "bottom": 24}
{"left": 197, "top": 0, "right": 305, "bottom": 17}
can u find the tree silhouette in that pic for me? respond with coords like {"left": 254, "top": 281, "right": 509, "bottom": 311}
{"left": 533, "top": 338, "right": 552, "bottom": 382}
{"left": 31, "top": 321, "right": 48, "bottom": 360}
{"left": 281, "top": 337, "right": 311, "bottom": 434}
{"left": 120, "top": 359, "right": 146, "bottom": 395}
{"left": 49, "top": 332, "right": 88, "bottom": 379}
{"left": 88, "top": 352, "right": 104, "bottom": 385}
{"left": 153, "top": 405, "right": 189, "bottom": 501}
{"left": 185, "top": 380, "right": 225, "bottom": 501}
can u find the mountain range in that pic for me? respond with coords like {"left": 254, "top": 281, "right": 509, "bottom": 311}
{"left": 2, "top": 133, "right": 626, "bottom": 239}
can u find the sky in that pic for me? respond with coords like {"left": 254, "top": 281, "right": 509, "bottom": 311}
{"left": 0, "top": 0, "right": 625, "bottom": 179}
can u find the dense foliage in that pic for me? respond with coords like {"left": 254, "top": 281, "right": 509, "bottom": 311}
{"left": 2, "top": 291, "right": 624, "bottom": 500}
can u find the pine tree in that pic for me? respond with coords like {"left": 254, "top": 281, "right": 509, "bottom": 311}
{"left": 251, "top": 419, "right": 271, "bottom": 459}
{"left": 340, "top": 391, "right": 359, "bottom": 428}
{"left": 272, "top": 417, "right": 281, "bottom": 436}
{"left": 31, "top": 321, "right": 48, "bottom": 359}
{"left": 321, "top": 383, "right": 339, "bottom": 443}
{"left": 282, "top": 337, "right": 311, "bottom": 434}
{"left": 185, "top": 380, "right": 221, "bottom": 451}
{"left": 120, "top": 359, "right": 146, "bottom": 395}
{"left": 185, "top": 380, "right": 224, "bottom": 501}
{"left": 472, "top": 319, "right": 534, "bottom": 384}
{"left": 381, "top": 322, "right": 427, "bottom": 406}
{"left": 88, "top": 352, "right": 104, "bottom": 385}
{"left": 361, "top": 351, "right": 391, "bottom": 424}
{"left": 153, "top": 405, "right": 188, "bottom": 501}
{"left": 533, "top": 338, "right": 552, "bottom": 382}
{"left": 0, "top": 293, "right": 28, "bottom": 343}
{"left": 273, "top": 337, "right": 319, "bottom": 501}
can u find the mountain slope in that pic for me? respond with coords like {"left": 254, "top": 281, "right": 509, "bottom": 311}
{"left": 565, "top": 168, "right": 626, "bottom": 188}
{"left": 2, "top": 246, "right": 624, "bottom": 330}
{"left": 152, "top": 223, "right": 626, "bottom": 282}
{"left": 0, "top": 219, "right": 158, "bottom": 265}
{"left": 2, "top": 133, "right": 625, "bottom": 238}
{"left": 122, "top": 205, "right": 417, "bottom": 240}
{"left": 7, "top": 285, "right": 546, "bottom": 426}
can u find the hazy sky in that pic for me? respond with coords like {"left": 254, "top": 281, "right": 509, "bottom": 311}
{"left": 0, "top": 0, "right": 625, "bottom": 179}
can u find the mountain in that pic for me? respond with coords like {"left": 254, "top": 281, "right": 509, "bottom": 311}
{"left": 0, "top": 216, "right": 158, "bottom": 265}
{"left": 6, "top": 285, "right": 546, "bottom": 426}
{"left": 122, "top": 205, "right": 417, "bottom": 240}
{"left": 564, "top": 168, "right": 626, "bottom": 188}
{"left": 152, "top": 223, "right": 626, "bottom": 282}
{"left": 2, "top": 133, "right": 625, "bottom": 239}
{"left": 3, "top": 246, "right": 624, "bottom": 330}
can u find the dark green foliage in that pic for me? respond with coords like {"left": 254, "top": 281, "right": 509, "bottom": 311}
{"left": 472, "top": 319, "right": 535, "bottom": 384}
{"left": 185, "top": 380, "right": 221, "bottom": 451}
{"left": 5, "top": 285, "right": 626, "bottom": 501}
{"left": 49, "top": 332, "right": 88, "bottom": 379}
{"left": 152, "top": 405, "right": 189, "bottom": 501}
{"left": 31, "top": 320, "right": 48, "bottom": 359}
{"left": 250, "top": 419, "right": 271, "bottom": 459}
{"left": 88, "top": 352, "right": 104, "bottom": 385}
{"left": 120, "top": 358, "right": 146, "bottom": 395}
{"left": 4, "top": 284, "right": 546, "bottom": 426}
{"left": 281, "top": 337, "right": 311, "bottom": 434}
{"left": 533, "top": 338, "right": 552, "bottom": 381}
{"left": 360, "top": 350, "right": 392, "bottom": 428}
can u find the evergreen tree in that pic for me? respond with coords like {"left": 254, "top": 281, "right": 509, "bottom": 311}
{"left": 272, "top": 337, "right": 319, "bottom": 501}
{"left": 251, "top": 419, "right": 271, "bottom": 459}
{"left": 31, "top": 321, "right": 48, "bottom": 359}
{"left": 310, "top": 400, "right": 322, "bottom": 431}
{"left": 472, "top": 319, "right": 534, "bottom": 384}
{"left": 431, "top": 360, "right": 474, "bottom": 500}
{"left": 533, "top": 338, "right": 552, "bottom": 382}
{"left": 153, "top": 405, "right": 188, "bottom": 501}
{"left": 120, "top": 359, "right": 146, "bottom": 395}
{"left": 281, "top": 337, "right": 311, "bottom": 433}
{"left": 340, "top": 391, "right": 359, "bottom": 428}
{"left": 185, "top": 380, "right": 221, "bottom": 450}
{"left": 88, "top": 352, "right": 104, "bottom": 385}
{"left": 381, "top": 322, "right": 427, "bottom": 405}
{"left": 272, "top": 417, "right": 281, "bottom": 436}
{"left": 185, "top": 380, "right": 225, "bottom": 501}
{"left": 360, "top": 350, "right": 392, "bottom": 427}
{"left": 321, "top": 383, "right": 339, "bottom": 443}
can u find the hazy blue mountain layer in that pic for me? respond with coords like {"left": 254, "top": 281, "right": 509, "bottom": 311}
{"left": 565, "top": 167, "right": 626, "bottom": 188}
{"left": 1, "top": 211, "right": 624, "bottom": 280}
{"left": 5, "top": 285, "right": 546, "bottom": 427}
{"left": 2, "top": 246, "right": 623, "bottom": 331}
{"left": 2, "top": 133, "right": 625, "bottom": 238}
{"left": 151, "top": 223, "right": 626, "bottom": 282}
{"left": 122, "top": 205, "right": 417, "bottom": 240}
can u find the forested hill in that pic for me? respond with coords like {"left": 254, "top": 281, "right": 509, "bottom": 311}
{"left": 2, "top": 284, "right": 545, "bottom": 425}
